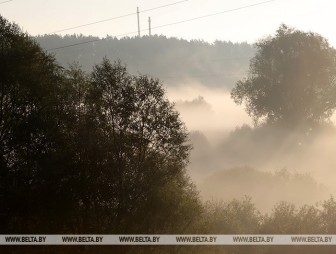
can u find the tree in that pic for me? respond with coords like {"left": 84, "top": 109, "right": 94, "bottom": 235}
{"left": 0, "top": 15, "right": 201, "bottom": 236}
{"left": 231, "top": 25, "right": 336, "bottom": 127}
{"left": 81, "top": 59, "right": 201, "bottom": 233}
{"left": 0, "top": 15, "right": 71, "bottom": 232}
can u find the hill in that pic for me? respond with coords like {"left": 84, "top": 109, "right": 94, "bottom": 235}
{"left": 35, "top": 34, "right": 255, "bottom": 88}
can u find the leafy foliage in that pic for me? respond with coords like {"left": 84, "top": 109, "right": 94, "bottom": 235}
{"left": 231, "top": 24, "right": 336, "bottom": 127}
{"left": 0, "top": 15, "right": 68, "bottom": 232}
{"left": 78, "top": 58, "right": 199, "bottom": 233}
{"left": 0, "top": 16, "right": 201, "bottom": 235}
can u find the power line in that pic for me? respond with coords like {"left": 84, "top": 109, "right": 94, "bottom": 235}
{"left": 47, "top": 0, "right": 277, "bottom": 51}
{"left": 49, "top": 0, "right": 188, "bottom": 34}
{"left": 146, "top": 0, "right": 277, "bottom": 32}
{"left": 50, "top": 14, "right": 134, "bottom": 34}
{"left": 47, "top": 38, "right": 102, "bottom": 51}
{"left": 0, "top": 0, "right": 13, "bottom": 4}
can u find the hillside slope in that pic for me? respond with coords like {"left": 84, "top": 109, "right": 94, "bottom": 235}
{"left": 36, "top": 35, "right": 255, "bottom": 88}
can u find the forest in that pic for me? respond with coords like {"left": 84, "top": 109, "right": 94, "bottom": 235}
{"left": 36, "top": 33, "right": 254, "bottom": 88}
{"left": 2, "top": 16, "right": 336, "bottom": 254}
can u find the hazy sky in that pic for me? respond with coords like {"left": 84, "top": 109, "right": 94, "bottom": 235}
{"left": 1, "top": 0, "right": 336, "bottom": 45}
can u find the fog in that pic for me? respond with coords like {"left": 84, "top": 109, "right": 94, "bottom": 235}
{"left": 166, "top": 83, "right": 251, "bottom": 143}
{"left": 166, "top": 83, "right": 336, "bottom": 212}
{"left": 35, "top": 33, "right": 336, "bottom": 213}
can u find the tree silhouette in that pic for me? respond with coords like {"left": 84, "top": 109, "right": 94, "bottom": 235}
{"left": 231, "top": 24, "right": 336, "bottom": 127}
{"left": 81, "top": 58, "right": 200, "bottom": 233}
{"left": 0, "top": 15, "right": 201, "bottom": 235}
{"left": 0, "top": 15, "right": 68, "bottom": 232}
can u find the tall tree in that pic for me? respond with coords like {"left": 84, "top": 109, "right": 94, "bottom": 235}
{"left": 0, "top": 15, "right": 201, "bottom": 235}
{"left": 0, "top": 15, "right": 70, "bottom": 232}
{"left": 81, "top": 59, "right": 200, "bottom": 233}
{"left": 231, "top": 25, "right": 336, "bottom": 127}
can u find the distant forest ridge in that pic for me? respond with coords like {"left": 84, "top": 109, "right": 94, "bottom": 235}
{"left": 35, "top": 35, "right": 255, "bottom": 88}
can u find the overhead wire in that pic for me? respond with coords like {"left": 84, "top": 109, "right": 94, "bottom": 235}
{"left": 0, "top": 0, "right": 13, "bottom": 5}
{"left": 49, "top": 0, "right": 189, "bottom": 34}
{"left": 140, "top": 0, "right": 277, "bottom": 34}
{"left": 47, "top": 0, "right": 277, "bottom": 51}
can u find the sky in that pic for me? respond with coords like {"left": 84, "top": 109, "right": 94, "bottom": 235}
{"left": 1, "top": 0, "right": 336, "bottom": 46}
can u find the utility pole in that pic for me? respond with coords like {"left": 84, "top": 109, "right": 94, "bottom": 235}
{"left": 137, "top": 7, "right": 140, "bottom": 37}
{"left": 148, "top": 17, "right": 151, "bottom": 36}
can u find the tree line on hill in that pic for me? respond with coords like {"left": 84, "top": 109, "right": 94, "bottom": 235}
{"left": 35, "top": 34, "right": 255, "bottom": 88}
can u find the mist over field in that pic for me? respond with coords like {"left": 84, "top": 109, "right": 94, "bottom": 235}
{"left": 35, "top": 33, "right": 336, "bottom": 212}
{"left": 4, "top": 2, "right": 336, "bottom": 252}
{"left": 166, "top": 83, "right": 336, "bottom": 211}
{"left": 167, "top": 84, "right": 251, "bottom": 136}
